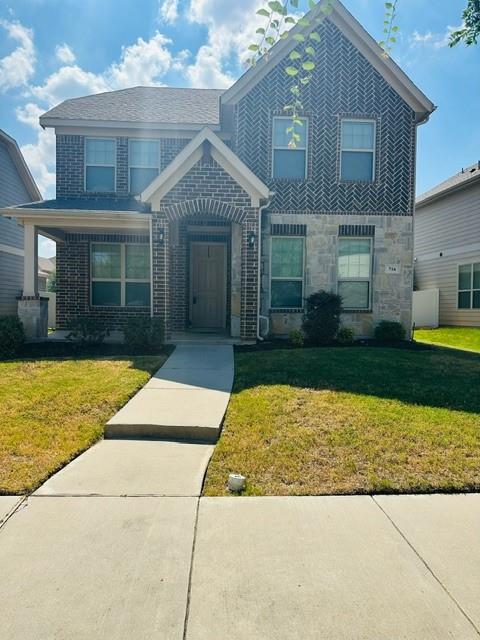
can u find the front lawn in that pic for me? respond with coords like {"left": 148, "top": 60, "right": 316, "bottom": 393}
{"left": 0, "top": 355, "right": 166, "bottom": 494}
{"left": 415, "top": 326, "right": 480, "bottom": 353}
{"left": 204, "top": 346, "right": 480, "bottom": 496}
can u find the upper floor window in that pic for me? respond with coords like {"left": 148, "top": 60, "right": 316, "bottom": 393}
{"left": 340, "top": 120, "right": 375, "bottom": 182}
{"left": 337, "top": 238, "right": 372, "bottom": 310}
{"left": 85, "top": 138, "right": 116, "bottom": 192}
{"left": 458, "top": 263, "right": 480, "bottom": 309}
{"left": 129, "top": 140, "right": 160, "bottom": 194}
{"left": 272, "top": 117, "right": 308, "bottom": 180}
{"left": 271, "top": 236, "right": 304, "bottom": 308}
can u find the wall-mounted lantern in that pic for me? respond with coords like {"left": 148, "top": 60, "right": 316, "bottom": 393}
{"left": 158, "top": 228, "right": 165, "bottom": 243}
{"left": 248, "top": 231, "right": 256, "bottom": 248}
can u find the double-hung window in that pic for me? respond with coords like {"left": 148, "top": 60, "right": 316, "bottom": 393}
{"left": 340, "top": 120, "right": 375, "bottom": 182}
{"left": 129, "top": 140, "right": 160, "bottom": 194}
{"left": 85, "top": 138, "right": 116, "bottom": 192}
{"left": 458, "top": 263, "right": 480, "bottom": 309}
{"left": 337, "top": 238, "right": 372, "bottom": 310}
{"left": 270, "top": 236, "right": 304, "bottom": 308}
{"left": 91, "top": 243, "right": 150, "bottom": 307}
{"left": 272, "top": 117, "right": 308, "bottom": 180}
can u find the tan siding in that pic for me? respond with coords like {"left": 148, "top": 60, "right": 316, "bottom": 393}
{"left": 414, "top": 182, "right": 480, "bottom": 256}
{"left": 415, "top": 252, "right": 480, "bottom": 327}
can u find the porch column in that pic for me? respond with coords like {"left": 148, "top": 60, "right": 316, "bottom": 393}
{"left": 240, "top": 210, "right": 260, "bottom": 340}
{"left": 23, "top": 221, "right": 38, "bottom": 297}
{"left": 18, "top": 222, "right": 48, "bottom": 338}
{"left": 151, "top": 213, "right": 171, "bottom": 339}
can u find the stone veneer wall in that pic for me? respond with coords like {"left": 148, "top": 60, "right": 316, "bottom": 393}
{"left": 261, "top": 213, "right": 413, "bottom": 338}
{"left": 56, "top": 233, "right": 151, "bottom": 329}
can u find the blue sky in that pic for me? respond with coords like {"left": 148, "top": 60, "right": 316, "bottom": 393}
{"left": 0, "top": 0, "right": 479, "bottom": 257}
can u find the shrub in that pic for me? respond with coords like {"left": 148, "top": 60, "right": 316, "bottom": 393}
{"left": 374, "top": 320, "right": 406, "bottom": 342}
{"left": 124, "top": 316, "right": 165, "bottom": 352}
{"left": 336, "top": 326, "right": 355, "bottom": 345}
{"left": 302, "top": 291, "right": 342, "bottom": 345}
{"left": 0, "top": 316, "right": 25, "bottom": 359}
{"left": 67, "top": 316, "right": 109, "bottom": 345}
{"left": 289, "top": 329, "right": 304, "bottom": 348}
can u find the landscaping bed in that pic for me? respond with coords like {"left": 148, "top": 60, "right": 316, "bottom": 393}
{"left": 0, "top": 354, "right": 167, "bottom": 494}
{"left": 204, "top": 346, "right": 480, "bottom": 496}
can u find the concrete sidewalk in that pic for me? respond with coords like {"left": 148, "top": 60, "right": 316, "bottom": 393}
{"left": 2, "top": 492, "right": 480, "bottom": 639}
{"left": 106, "top": 344, "right": 234, "bottom": 441}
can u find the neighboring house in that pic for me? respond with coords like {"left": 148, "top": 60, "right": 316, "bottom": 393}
{"left": 38, "top": 256, "right": 56, "bottom": 291}
{"left": 0, "top": 129, "right": 42, "bottom": 315}
{"left": 415, "top": 162, "right": 480, "bottom": 327}
{"left": 0, "top": 0, "right": 434, "bottom": 340}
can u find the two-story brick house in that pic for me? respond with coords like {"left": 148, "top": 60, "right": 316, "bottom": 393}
{"left": 1, "top": 0, "right": 434, "bottom": 341}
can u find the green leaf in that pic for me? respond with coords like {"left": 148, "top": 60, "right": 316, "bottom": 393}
{"left": 391, "top": 25, "right": 400, "bottom": 32}
{"left": 302, "top": 60, "right": 315, "bottom": 71}
{"left": 248, "top": 44, "right": 259, "bottom": 51}
{"left": 256, "top": 8, "right": 270, "bottom": 17}
{"left": 280, "top": 31, "right": 290, "bottom": 39}
{"left": 293, "top": 33, "right": 306, "bottom": 42}
{"left": 290, "top": 85, "right": 300, "bottom": 94}
{"left": 298, "top": 17, "right": 310, "bottom": 27}
{"left": 389, "top": 36, "right": 396, "bottom": 43}
{"left": 305, "top": 45, "right": 315, "bottom": 56}
{"left": 308, "top": 0, "right": 317, "bottom": 9}
{"left": 309, "top": 31, "right": 321, "bottom": 42}
{"left": 385, "top": 2, "right": 393, "bottom": 8}
{"left": 285, "top": 66, "right": 299, "bottom": 76}
{"left": 290, "top": 0, "right": 299, "bottom": 7}
{"left": 256, "top": 27, "right": 265, "bottom": 35}
{"left": 320, "top": 3, "right": 333, "bottom": 15}
{"left": 268, "top": 1, "right": 287, "bottom": 15}
{"left": 289, "top": 50, "right": 302, "bottom": 60}
{"left": 285, "top": 16, "right": 296, "bottom": 24}
{"left": 300, "top": 77, "right": 311, "bottom": 85}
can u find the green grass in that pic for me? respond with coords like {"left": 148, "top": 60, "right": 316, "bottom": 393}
{"left": 415, "top": 326, "right": 480, "bottom": 353}
{"left": 204, "top": 346, "right": 480, "bottom": 496}
{"left": 0, "top": 355, "right": 166, "bottom": 494}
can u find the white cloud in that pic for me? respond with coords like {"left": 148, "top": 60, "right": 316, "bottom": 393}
{"left": 16, "top": 102, "right": 44, "bottom": 128}
{"left": 410, "top": 25, "right": 462, "bottom": 49}
{"left": 0, "top": 19, "right": 36, "bottom": 92}
{"left": 55, "top": 43, "right": 76, "bottom": 64}
{"left": 186, "top": 44, "right": 235, "bottom": 89}
{"left": 38, "top": 236, "right": 56, "bottom": 258}
{"left": 107, "top": 32, "right": 173, "bottom": 88}
{"left": 31, "top": 65, "right": 109, "bottom": 106}
{"left": 20, "top": 128, "right": 56, "bottom": 197}
{"left": 158, "top": 0, "right": 180, "bottom": 24}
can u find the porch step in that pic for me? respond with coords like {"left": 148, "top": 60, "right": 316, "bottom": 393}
{"left": 105, "top": 345, "right": 234, "bottom": 442}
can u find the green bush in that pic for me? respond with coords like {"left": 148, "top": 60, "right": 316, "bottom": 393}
{"left": 124, "top": 316, "right": 164, "bottom": 352}
{"left": 67, "top": 316, "right": 109, "bottom": 345}
{"left": 336, "top": 326, "right": 355, "bottom": 345}
{"left": 0, "top": 316, "right": 25, "bottom": 359}
{"left": 302, "top": 291, "right": 342, "bottom": 345}
{"left": 289, "top": 329, "right": 304, "bottom": 348}
{"left": 374, "top": 320, "right": 406, "bottom": 342}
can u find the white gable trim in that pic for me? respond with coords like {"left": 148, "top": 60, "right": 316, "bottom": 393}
{"left": 221, "top": 0, "right": 435, "bottom": 123}
{"left": 141, "top": 127, "right": 271, "bottom": 209}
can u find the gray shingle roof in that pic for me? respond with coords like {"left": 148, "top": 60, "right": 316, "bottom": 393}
{"left": 417, "top": 161, "right": 480, "bottom": 207}
{"left": 14, "top": 197, "right": 150, "bottom": 213}
{"left": 40, "top": 86, "right": 224, "bottom": 126}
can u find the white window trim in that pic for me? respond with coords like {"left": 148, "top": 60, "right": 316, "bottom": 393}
{"left": 337, "top": 236, "right": 373, "bottom": 311}
{"left": 457, "top": 261, "right": 480, "bottom": 310}
{"left": 128, "top": 138, "right": 160, "bottom": 194}
{"left": 90, "top": 241, "right": 150, "bottom": 308}
{"left": 84, "top": 137, "right": 117, "bottom": 193}
{"left": 271, "top": 116, "right": 308, "bottom": 180}
{"left": 269, "top": 235, "right": 305, "bottom": 310}
{"left": 339, "top": 118, "right": 376, "bottom": 182}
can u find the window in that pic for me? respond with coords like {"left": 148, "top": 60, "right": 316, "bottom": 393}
{"left": 272, "top": 117, "right": 308, "bottom": 179}
{"left": 270, "top": 237, "right": 304, "bottom": 308}
{"left": 129, "top": 140, "right": 160, "bottom": 194}
{"left": 91, "top": 243, "right": 150, "bottom": 307}
{"left": 337, "top": 238, "right": 372, "bottom": 310}
{"left": 458, "top": 263, "right": 480, "bottom": 309}
{"left": 340, "top": 120, "right": 375, "bottom": 182}
{"left": 85, "top": 138, "right": 116, "bottom": 192}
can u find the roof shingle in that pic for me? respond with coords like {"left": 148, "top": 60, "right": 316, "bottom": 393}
{"left": 417, "top": 162, "right": 480, "bottom": 207}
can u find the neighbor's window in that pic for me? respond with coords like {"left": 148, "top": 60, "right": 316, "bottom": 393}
{"left": 271, "top": 237, "right": 304, "bottom": 308}
{"left": 340, "top": 120, "right": 375, "bottom": 182}
{"left": 85, "top": 138, "right": 116, "bottom": 192}
{"left": 129, "top": 140, "right": 160, "bottom": 194}
{"left": 458, "top": 263, "right": 480, "bottom": 309}
{"left": 337, "top": 238, "right": 372, "bottom": 310}
{"left": 91, "top": 243, "right": 150, "bottom": 307}
{"left": 272, "top": 117, "right": 308, "bottom": 180}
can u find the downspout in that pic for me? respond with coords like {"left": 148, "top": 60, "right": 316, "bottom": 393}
{"left": 257, "top": 193, "right": 275, "bottom": 341}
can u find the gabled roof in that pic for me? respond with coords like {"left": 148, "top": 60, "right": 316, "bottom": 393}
{"left": 416, "top": 162, "right": 480, "bottom": 209}
{"left": 221, "top": 0, "right": 435, "bottom": 124}
{"left": 11, "top": 196, "right": 150, "bottom": 213}
{"left": 40, "top": 87, "right": 224, "bottom": 129}
{"left": 141, "top": 127, "right": 272, "bottom": 208}
{"left": 0, "top": 129, "right": 42, "bottom": 201}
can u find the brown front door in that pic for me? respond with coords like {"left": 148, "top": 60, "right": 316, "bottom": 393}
{"left": 190, "top": 242, "right": 227, "bottom": 329}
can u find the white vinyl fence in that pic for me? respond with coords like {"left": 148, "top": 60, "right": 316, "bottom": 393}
{"left": 412, "top": 289, "right": 439, "bottom": 328}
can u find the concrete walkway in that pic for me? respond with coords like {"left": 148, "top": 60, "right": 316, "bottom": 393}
{"left": 2, "top": 492, "right": 480, "bottom": 639}
{"left": 106, "top": 344, "right": 234, "bottom": 441}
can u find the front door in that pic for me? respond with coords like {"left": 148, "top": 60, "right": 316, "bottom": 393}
{"left": 190, "top": 242, "right": 227, "bottom": 330}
